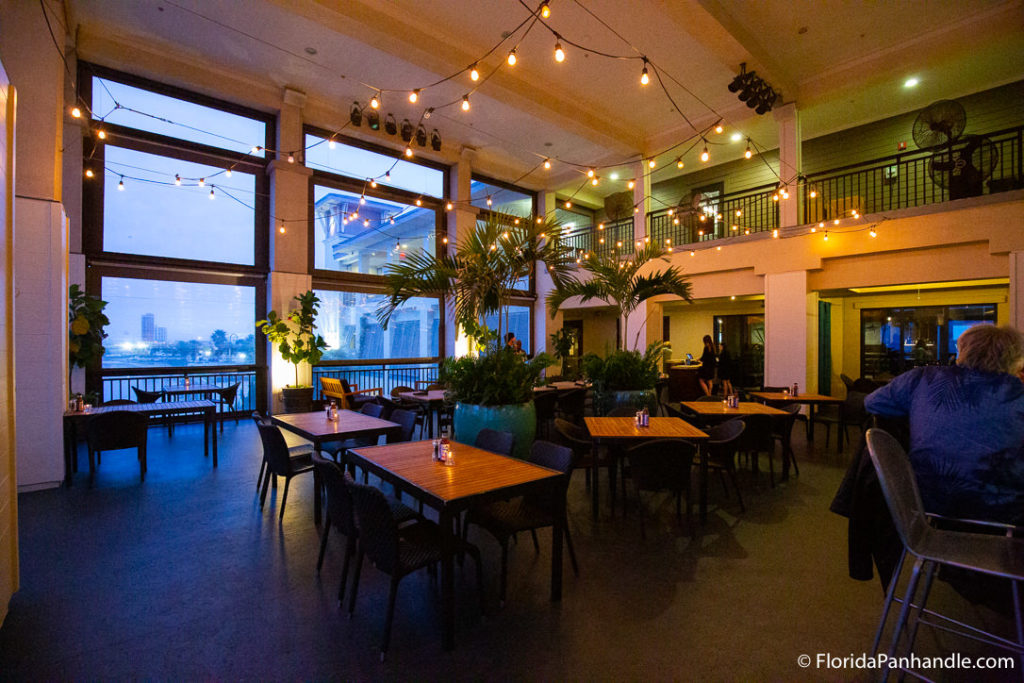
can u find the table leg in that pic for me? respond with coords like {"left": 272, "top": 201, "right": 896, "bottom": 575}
{"left": 806, "top": 404, "right": 814, "bottom": 440}
{"left": 591, "top": 441, "right": 600, "bottom": 519}
{"left": 211, "top": 408, "right": 218, "bottom": 467}
{"left": 551, "top": 485, "right": 564, "bottom": 602}
{"left": 62, "top": 418, "right": 74, "bottom": 487}
{"left": 440, "top": 508, "right": 455, "bottom": 651}
{"left": 699, "top": 443, "right": 709, "bottom": 524}
{"left": 203, "top": 412, "right": 209, "bottom": 459}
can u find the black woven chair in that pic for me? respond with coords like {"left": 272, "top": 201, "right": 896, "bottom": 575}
{"left": 554, "top": 417, "right": 617, "bottom": 514}
{"left": 702, "top": 418, "right": 746, "bottom": 512}
{"left": 86, "top": 410, "right": 148, "bottom": 484}
{"left": 387, "top": 408, "right": 418, "bottom": 443}
{"left": 738, "top": 413, "right": 777, "bottom": 486}
{"left": 312, "top": 452, "right": 419, "bottom": 603}
{"left": 816, "top": 390, "right": 869, "bottom": 453}
{"left": 664, "top": 401, "right": 704, "bottom": 428}
{"left": 474, "top": 428, "right": 515, "bottom": 457}
{"left": 770, "top": 403, "right": 802, "bottom": 478}
{"left": 256, "top": 421, "right": 315, "bottom": 521}
{"left": 625, "top": 438, "right": 695, "bottom": 539}
{"left": 347, "top": 479, "right": 483, "bottom": 661}
{"left": 214, "top": 381, "right": 241, "bottom": 431}
{"left": 463, "top": 440, "right": 578, "bottom": 604}
{"left": 556, "top": 388, "right": 587, "bottom": 424}
{"left": 132, "top": 386, "right": 173, "bottom": 436}
{"left": 533, "top": 390, "right": 558, "bottom": 439}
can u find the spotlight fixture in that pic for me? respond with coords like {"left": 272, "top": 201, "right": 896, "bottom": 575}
{"left": 430, "top": 129, "right": 442, "bottom": 151}
{"left": 728, "top": 63, "right": 779, "bottom": 115}
{"left": 400, "top": 119, "right": 414, "bottom": 142}
{"left": 367, "top": 110, "right": 380, "bottom": 131}
{"left": 415, "top": 124, "right": 428, "bottom": 147}
{"left": 350, "top": 102, "right": 362, "bottom": 127}
{"left": 384, "top": 114, "right": 398, "bottom": 135}
{"left": 640, "top": 58, "right": 650, "bottom": 85}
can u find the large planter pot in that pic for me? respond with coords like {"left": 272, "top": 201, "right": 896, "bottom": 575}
{"left": 453, "top": 401, "right": 536, "bottom": 460}
{"left": 281, "top": 386, "right": 314, "bottom": 413}
{"left": 594, "top": 388, "right": 657, "bottom": 416}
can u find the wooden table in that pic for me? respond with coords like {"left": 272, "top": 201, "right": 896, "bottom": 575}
{"left": 271, "top": 410, "right": 401, "bottom": 522}
{"left": 347, "top": 440, "right": 564, "bottom": 651}
{"left": 62, "top": 400, "right": 217, "bottom": 487}
{"left": 747, "top": 391, "right": 842, "bottom": 440}
{"left": 397, "top": 390, "right": 447, "bottom": 438}
{"left": 584, "top": 417, "right": 708, "bottom": 520}
{"left": 534, "top": 381, "right": 590, "bottom": 393}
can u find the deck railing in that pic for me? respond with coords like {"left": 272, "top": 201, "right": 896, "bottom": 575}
{"left": 98, "top": 365, "right": 258, "bottom": 418}
{"left": 562, "top": 217, "right": 634, "bottom": 259}
{"left": 649, "top": 183, "right": 779, "bottom": 247}
{"left": 312, "top": 360, "right": 440, "bottom": 400}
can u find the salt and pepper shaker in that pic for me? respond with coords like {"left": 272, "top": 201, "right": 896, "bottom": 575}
{"left": 791, "top": 382, "right": 799, "bottom": 396}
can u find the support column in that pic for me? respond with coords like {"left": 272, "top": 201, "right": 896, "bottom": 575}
{"left": 534, "top": 190, "right": 559, "bottom": 365}
{"left": 764, "top": 270, "right": 809, "bottom": 389}
{"left": 624, "top": 160, "right": 651, "bottom": 351}
{"left": 773, "top": 102, "right": 801, "bottom": 228}
{"left": 447, "top": 147, "right": 477, "bottom": 357}
{"left": 266, "top": 88, "right": 312, "bottom": 413}
{"left": 1009, "top": 251, "right": 1024, "bottom": 329}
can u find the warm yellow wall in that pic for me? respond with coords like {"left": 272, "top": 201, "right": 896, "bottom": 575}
{"left": 561, "top": 309, "right": 618, "bottom": 357}
{"left": 663, "top": 299, "right": 765, "bottom": 361}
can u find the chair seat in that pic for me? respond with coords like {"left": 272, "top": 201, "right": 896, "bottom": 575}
{"left": 470, "top": 499, "right": 552, "bottom": 537}
{"left": 916, "top": 527, "right": 1024, "bottom": 579}
{"left": 388, "top": 498, "right": 420, "bottom": 525}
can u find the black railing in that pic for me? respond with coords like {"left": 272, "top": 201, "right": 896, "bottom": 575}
{"left": 99, "top": 365, "right": 258, "bottom": 417}
{"left": 562, "top": 218, "right": 635, "bottom": 259}
{"left": 802, "top": 125, "right": 1023, "bottom": 223}
{"left": 648, "top": 183, "right": 779, "bottom": 247}
{"left": 313, "top": 360, "right": 440, "bottom": 399}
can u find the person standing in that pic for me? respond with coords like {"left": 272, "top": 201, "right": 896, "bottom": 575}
{"left": 698, "top": 334, "right": 717, "bottom": 396}
{"left": 717, "top": 341, "right": 735, "bottom": 396}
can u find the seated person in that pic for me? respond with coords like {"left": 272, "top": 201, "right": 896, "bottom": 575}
{"left": 864, "top": 324, "right": 1024, "bottom": 525}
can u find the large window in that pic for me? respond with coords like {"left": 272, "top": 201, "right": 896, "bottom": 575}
{"left": 305, "top": 134, "right": 445, "bottom": 198}
{"left": 315, "top": 290, "right": 439, "bottom": 361}
{"left": 100, "top": 276, "right": 256, "bottom": 369}
{"left": 471, "top": 177, "right": 533, "bottom": 216}
{"left": 485, "top": 305, "right": 532, "bottom": 355}
{"left": 313, "top": 184, "right": 437, "bottom": 276}
{"left": 860, "top": 304, "right": 997, "bottom": 377}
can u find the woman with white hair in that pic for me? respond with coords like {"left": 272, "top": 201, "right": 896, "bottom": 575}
{"left": 864, "top": 323, "right": 1024, "bottom": 524}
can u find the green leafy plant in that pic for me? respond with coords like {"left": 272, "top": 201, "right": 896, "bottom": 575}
{"left": 440, "top": 343, "right": 554, "bottom": 406}
{"left": 582, "top": 341, "right": 668, "bottom": 414}
{"left": 547, "top": 242, "right": 693, "bottom": 350}
{"left": 69, "top": 284, "right": 109, "bottom": 369}
{"left": 549, "top": 327, "right": 577, "bottom": 378}
{"left": 257, "top": 290, "right": 328, "bottom": 388}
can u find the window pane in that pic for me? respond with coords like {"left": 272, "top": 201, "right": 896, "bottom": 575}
{"left": 305, "top": 135, "right": 444, "bottom": 198}
{"left": 484, "top": 306, "right": 531, "bottom": 354}
{"left": 92, "top": 77, "right": 266, "bottom": 156}
{"left": 103, "top": 145, "right": 255, "bottom": 265}
{"left": 314, "top": 185, "right": 436, "bottom": 275}
{"left": 101, "top": 277, "right": 255, "bottom": 368}
{"left": 316, "top": 290, "right": 439, "bottom": 360}
{"left": 471, "top": 179, "right": 533, "bottom": 215}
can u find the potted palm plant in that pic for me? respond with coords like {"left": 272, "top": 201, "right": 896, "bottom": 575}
{"left": 377, "top": 213, "right": 572, "bottom": 457}
{"left": 582, "top": 341, "right": 667, "bottom": 415}
{"left": 257, "top": 290, "right": 328, "bottom": 413}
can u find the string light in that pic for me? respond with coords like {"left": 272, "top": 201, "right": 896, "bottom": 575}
{"left": 667, "top": 208, "right": 674, "bottom": 215}
{"left": 543, "top": 159, "right": 551, "bottom": 170}
{"left": 676, "top": 159, "right": 684, "bottom": 169}
{"left": 415, "top": 198, "right": 423, "bottom": 206}
{"left": 772, "top": 229, "right": 779, "bottom": 238}
{"left": 225, "top": 168, "right": 232, "bottom": 178}
{"left": 587, "top": 169, "right": 595, "bottom": 178}
{"left": 735, "top": 209, "right": 742, "bottom": 217}
{"left": 700, "top": 143, "right": 710, "bottom": 163}
{"left": 833, "top": 219, "right": 840, "bottom": 225}
{"left": 744, "top": 141, "right": 753, "bottom": 159}
{"left": 174, "top": 174, "right": 181, "bottom": 185}
{"left": 198, "top": 178, "right": 205, "bottom": 187}
{"left": 84, "top": 169, "right": 94, "bottom": 178}
{"left": 648, "top": 158, "right": 656, "bottom": 169}
{"left": 251, "top": 145, "right": 262, "bottom": 154}
{"left": 71, "top": 106, "right": 81, "bottom": 118}
{"left": 486, "top": 196, "right": 493, "bottom": 206}
{"left": 772, "top": 193, "right": 779, "bottom": 202}
{"left": 209, "top": 188, "right": 215, "bottom": 200}
{"left": 564, "top": 200, "right": 572, "bottom": 208}
{"left": 461, "top": 95, "right": 470, "bottom": 112}
{"left": 640, "top": 58, "right": 650, "bottom": 85}
{"left": 405, "top": 145, "right": 413, "bottom": 157}
{"left": 554, "top": 40, "right": 565, "bottom": 63}
{"left": 409, "top": 89, "right": 420, "bottom": 103}
{"left": 279, "top": 224, "right": 286, "bottom": 234}
{"left": 470, "top": 65, "right": 480, "bottom": 81}
{"left": 385, "top": 171, "right": 391, "bottom": 180}
{"left": 540, "top": 1, "right": 551, "bottom": 19}
{"left": 714, "top": 124, "right": 724, "bottom": 134}
{"left": 690, "top": 250, "right": 695, "bottom": 256}
{"left": 811, "top": 226, "right": 817, "bottom": 233}
{"left": 627, "top": 179, "right": 635, "bottom": 190}
{"left": 97, "top": 129, "right": 106, "bottom": 140}
{"left": 370, "top": 93, "right": 380, "bottom": 109}
{"left": 328, "top": 138, "right": 336, "bottom": 149}
{"left": 824, "top": 231, "right": 829, "bottom": 241}
{"left": 507, "top": 49, "right": 517, "bottom": 66}
{"left": 287, "top": 153, "right": 294, "bottom": 163}
{"left": 359, "top": 195, "right": 366, "bottom": 205}
{"left": 442, "top": 236, "right": 449, "bottom": 244}
{"left": 446, "top": 202, "right": 453, "bottom": 210}
{"left": 809, "top": 187, "right": 817, "bottom": 198}
{"left": 370, "top": 179, "right": 377, "bottom": 188}
{"left": 591, "top": 177, "right": 599, "bottom": 186}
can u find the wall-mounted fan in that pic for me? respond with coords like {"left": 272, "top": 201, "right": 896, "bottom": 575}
{"left": 913, "top": 99, "right": 998, "bottom": 199}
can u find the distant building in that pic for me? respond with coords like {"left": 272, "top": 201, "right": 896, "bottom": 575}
{"left": 141, "top": 313, "right": 155, "bottom": 342}
{"left": 155, "top": 327, "right": 167, "bottom": 343}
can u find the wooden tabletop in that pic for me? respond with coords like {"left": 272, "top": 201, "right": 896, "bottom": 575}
{"left": 398, "top": 389, "right": 447, "bottom": 404}
{"left": 64, "top": 400, "right": 215, "bottom": 418}
{"left": 347, "top": 440, "right": 560, "bottom": 507}
{"left": 747, "top": 391, "right": 842, "bottom": 404}
{"left": 534, "top": 381, "right": 590, "bottom": 392}
{"left": 271, "top": 410, "right": 399, "bottom": 442}
{"left": 585, "top": 416, "right": 708, "bottom": 440}
{"left": 682, "top": 401, "right": 787, "bottom": 416}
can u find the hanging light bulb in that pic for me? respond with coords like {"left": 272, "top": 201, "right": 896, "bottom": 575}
{"left": 287, "top": 153, "right": 294, "bottom": 164}
{"left": 370, "top": 93, "right": 380, "bottom": 109}
{"left": 84, "top": 169, "right": 94, "bottom": 178}
{"left": 209, "top": 188, "right": 215, "bottom": 200}
{"left": 363, "top": 219, "right": 370, "bottom": 227}
{"left": 554, "top": 40, "right": 565, "bottom": 63}
{"left": 393, "top": 238, "right": 401, "bottom": 254}
{"left": 507, "top": 49, "right": 517, "bottom": 66}
{"left": 824, "top": 231, "right": 829, "bottom": 241}
{"left": 405, "top": 145, "right": 414, "bottom": 157}
{"left": 442, "top": 236, "right": 449, "bottom": 244}
{"left": 543, "top": 159, "right": 552, "bottom": 170}
{"left": 198, "top": 178, "right": 205, "bottom": 187}
{"left": 781, "top": 188, "right": 789, "bottom": 199}
{"left": 97, "top": 129, "right": 106, "bottom": 140}
{"left": 225, "top": 168, "right": 232, "bottom": 178}
{"left": 279, "top": 225, "right": 286, "bottom": 234}
{"left": 598, "top": 223, "right": 605, "bottom": 230}
{"left": 174, "top": 174, "right": 181, "bottom": 186}
{"left": 818, "top": 221, "right": 825, "bottom": 228}
{"left": 735, "top": 209, "right": 742, "bottom": 217}
{"left": 834, "top": 218, "right": 840, "bottom": 225}
{"left": 700, "top": 145, "right": 710, "bottom": 163}
{"left": 591, "top": 177, "right": 599, "bottom": 186}
{"left": 389, "top": 216, "right": 396, "bottom": 224}
{"left": 328, "top": 138, "right": 336, "bottom": 149}
{"left": 627, "top": 179, "right": 635, "bottom": 190}
{"left": 648, "top": 158, "right": 656, "bottom": 169}
{"left": 446, "top": 201, "right": 453, "bottom": 211}
{"left": 564, "top": 200, "right": 572, "bottom": 209}
{"left": 251, "top": 145, "right": 262, "bottom": 154}
{"left": 587, "top": 169, "right": 595, "bottom": 178}
{"left": 772, "top": 229, "right": 779, "bottom": 238}
{"left": 385, "top": 171, "right": 391, "bottom": 180}
{"left": 676, "top": 159, "right": 684, "bottom": 169}
{"left": 461, "top": 95, "right": 470, "bottom": 112}
{"left": 415, "top": 198, "right": 423, "bottom": 206}
{"left": 744, "top": 143, "right": 753, "bottom": 159}
{"left": 409, "top": 89, "right": 420, "bottom": 103}
{"left": 71, "top": 106, "right": 82, "bottom": 118}
{"left": 634, "top": 206, "right": 639, "bottom": 214}
{"left": 667, "top": 208, "right": 674, "bottom": 216}
{"left": 640, "top": 58, "right": 650, "bottom": 85}
{"left": 486, "top": 196, "right": 493, "bottom": 206}
{"left": 359, "top": 196, "right": 366, "bottom": 205}
{"left": 370, "top": 179, "right": 377, "bottom": 188}
{"left": 809, "top": 187, "right": 817, "bottom": 199}
{"left": 772, "top": 193, "right": 779, "bottom": 202}
{"left": 470, "top": 64, "right": 480, "bottom": 81}
{"left": 810, "top": 226, "right": 817, "bottom": 233}
{"left": 540, "top": 1, "right": 551, "bottom": 18}
{"left": 714, "top": 123, "right": 724, "bottom": 134}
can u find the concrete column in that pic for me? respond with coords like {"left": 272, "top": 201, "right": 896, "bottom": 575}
{"left": 0, "top": 0, "right": 69, "bottom": 489}
{"left": 534, "top": 190, "right": 559, "bottom": 365}
{"left": 266, "top": 88, "right": 313, "bottom": 412}
{"left": 633, "top": 159, "right": 649, "bottom": 245}
{"left": 1009, "top": 251, "right": 1024, "bottom": 330}
{"left": 773, "top": 102, "right": 801, "bottom": 228}
{"left": 764, "top": 270, "right": 809, "bottom": 389}
{"left": 447, "top": 148, "right": 477, "bottom": 357}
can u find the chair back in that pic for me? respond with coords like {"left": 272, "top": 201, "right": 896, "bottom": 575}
{"left": 217, "top": 381, "right": 242, "bottom": 406}
{"left": 360, "top": 402, "right": 384, "bottom": 419}
{"left": 251, "top": 410, "right": 266, "bottom": 425}
{"left": 474, "top": 428, "right": 515, "bottom": 457}
{"left": 533, "top": 391, "right": 558, "bottom": 421}
{"left": 425, "top": 383, "right": 444, "bottom": 392}
{"left": 391, "top": 385, "right": 414, "bottom": 399}
{"left": 606, "top": 405, "right": 638, "bottom": 417}
{"left": 761, "top": 385, "right": 789, "bottom": 393}
{"left": 695, "top": 395, "right": 722, "bottom": 402}
{"left": 320, "top": 377, "right": 346, "bottom": 404}
{"left": 339, "top": 378, "right": 354, "bottom": 395}
{"left": 865, "top": 428, "right": 931, "bottom": 552}
{"left": 312, "top": 451, "right": 356, "bottom": 536}
{"left": 556, "top": 388, "right": 587, "bottom": 421}
{"left": 388, "top": 408, "right": 418, "bottom": 442}
{"left": 101, "top": 399, "right": 136, "bottom": 406}
{"left": 626, "top": 439, "right": 695, "bottom": 494}
{"left": 664, "top": 401, "right": 703, "bottom": 427}
{"left": 348, "top": 480, "right": 401, "bottom": 575}
{"left": 132, "top": 387, "right": 163, "bottom": 404}
{"left": 771, "top": 403, "right": 801, "bottom": 438}
{"left": 706, "top": 417, "right": 745, "bottom": 444}
{"left": 842, "top": 390, "right": 869, "bottom": 426}
{"left": 86, "top": 411, "right": 149, "bottom": 452}
{"left": 553, "top": 417, "right": 590, "bottom": 449}
{"left": 738, "top": 414, "right": 774, "bottom": 452}
{"left": 840, "top": 373, "right": 856, "bottom": 391}
{"left": 524, "top": 440, "right": 575, "bottom": 510}
{"left": 256, "top": 421, "right": 296, "bottom": 477}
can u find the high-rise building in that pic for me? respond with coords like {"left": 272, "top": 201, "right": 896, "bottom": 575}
{"left": 155, "top": 327, "right": 167, "bottom": 343}
{"left": 141, "top": 313, "right": 155, "bottom": 342}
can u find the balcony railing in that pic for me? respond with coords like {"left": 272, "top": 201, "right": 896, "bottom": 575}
{"left": 649, "top": 183, "right": 780, "bottom": 248}
{"left": 313, "top": 359, "right": 440, "bottom": 400}
{"left": 99, "top": 365, "right": 258, "bottom": 417}
{"left": 562, "top": 218, "right": 634, "bottom": 259}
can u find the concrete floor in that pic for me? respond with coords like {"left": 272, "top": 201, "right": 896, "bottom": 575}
{"left": 0, "top": 420, "right": 1016, "bottom": 680}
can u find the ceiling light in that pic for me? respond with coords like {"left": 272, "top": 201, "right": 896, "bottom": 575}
{"left": 730, "top": 132, "right": 742, "bottom": 142}
{"left": 461, "top": 95, "right": 470, "bottom": 112}
{"left": 554, "top": 40, "right": 565, "bottom": 63}
{"left": 507, "top": 49, "right": 517, "bottom": 66}
{"left": 904, "top": 77, "right": 919, "bottom": 88}
{"left": 470, "top": 65, "right": 480, "bottom": 81}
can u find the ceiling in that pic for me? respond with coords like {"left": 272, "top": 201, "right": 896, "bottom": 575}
{"left": 66, "top": 0, "right": 1024, "bottom": 204}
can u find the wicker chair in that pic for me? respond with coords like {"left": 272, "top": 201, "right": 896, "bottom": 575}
{"left": 702, "top": 418, "right": 747, "bottom": 512}
{"left": 625, "top": 438, "right": 695, "bottom": 539}
{"left": 86, "top": 410, "right": 149, "bottom": 484}
{"left": 255, "top": 421, "right": 315, "bottom": 521}
{"left": 474, "top": 428, "right": 515, "bottom": 457}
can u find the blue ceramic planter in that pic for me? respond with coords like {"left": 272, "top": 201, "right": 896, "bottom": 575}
{"left": 453, "top": 402, "right": 536, "bottom": 459}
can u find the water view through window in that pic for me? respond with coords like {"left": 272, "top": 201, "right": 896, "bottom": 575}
{"left": 101, "top": 277, "right": 255, "bottom": 368}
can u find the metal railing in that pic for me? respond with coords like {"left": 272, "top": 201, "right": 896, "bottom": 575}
{"left": 802, "top": 125, "right": 1023, "bottom": 223}
{"left": 562, "top": 217, "right": 634, "bottom": 259}
{"left": 313, "top": 360, "right": 440, "bottom": 399}
{"left": 649, "top": 183, "right": 779, "bottom": 247}
{"left": 99, "top": 365, "right": 258, "bottom": 418}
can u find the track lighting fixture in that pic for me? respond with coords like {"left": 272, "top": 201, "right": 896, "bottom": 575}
{"left": 430, "top": 129, "right": 442, "bottom": 151}
{"left": 350, "top": 102, "right": 362, "bottom": 127}
{"left": 366, "top": 110, "right": 380, "bottom": 131}
{"left": 400, "top": 119, "right": 414, "bottom": 142}
{"left": 384, "top": 114, "right": 398, "bottom": 135}
{"left": 415, "top": 124, "right": 428, "bottom": 147}
{"left": 729, "top": 63, "right": 779, "bottom": 115}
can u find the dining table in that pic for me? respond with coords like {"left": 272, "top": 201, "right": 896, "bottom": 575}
{"left": 533, "top": 380, "right": 591, "bottom": 393}
{"left": 584, "top": 416, "right": 708, "bottom": 521}
{"left": 746, "top": 391, "right": 842, "bottom": 439}
{"left": 270, "top": 409, "right": 402, "bottom": 522}
{"left": 346, "top": 439, "right": 565, "bottom": 651}
{"left": 396, "top": 389, "right": 447, "bottom": 438}
{"left": 62, "top": 399, "right": 218, "bottom": 486}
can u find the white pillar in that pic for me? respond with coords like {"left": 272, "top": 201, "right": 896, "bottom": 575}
{"left": 623, "top": 160, "right": 651, "bottom": 352}
{"left": 534, "top": 190, "right": 559, "bottom": 364}
{"left": 764, "top": 270, "right": 809, "bottom": 389}
{"left": 1009, "top": 251, "right": 1024, "bottom": 330}
{"left": 773, "top": 102, "right": 801, "bottom": 229}
{"left": 447, "top": 148, "right": 477, "bottom": 357}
